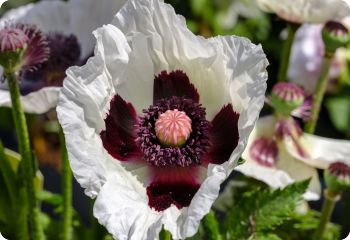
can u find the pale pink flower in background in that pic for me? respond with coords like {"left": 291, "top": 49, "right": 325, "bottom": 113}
{"left": 288, "top": 24, "right": 345, "bottom": 93}
{"left": 257, "top": 0, "right": 350, "bottom": 23}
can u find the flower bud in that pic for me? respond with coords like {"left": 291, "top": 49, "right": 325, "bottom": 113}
{"left": 325, "top": 161, "right": 350, "bottom": 193}
{"left": 0, "top": 28, "right": 28, "bottom": 70}
{"left": 155, "top": 109, "right": 192, "bottom": 147}
{"left": 271, "top": 82, "right": 305, "bottom": 116}
{"left": 250, "top": 137, "right": 278, "bottom": 167}
{"left": 322, "top": 21, "right": 350, "bottom": 54}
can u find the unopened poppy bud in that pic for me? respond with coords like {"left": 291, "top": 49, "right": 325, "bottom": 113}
{"left": 322, "top": 21, "right": 350, "bottom": 54}
{"left": 325, "top": 161, "right": 350, "bottom": 193}
{"left": 0, "top": 27, "right": 28, "bottom": 70}
{"left": 0, "top": 24, "right": 49, "bottom": 73}
{"left": 271, "top": 82, "right": 305, "bottom": 116}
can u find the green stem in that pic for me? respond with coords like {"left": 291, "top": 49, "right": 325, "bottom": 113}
{"left": 304, "top": 54, "right": 333, "bottom": 133}
{"left": 313, "top": 190, "right": 340, "bottom": 240}
{"left": 59, "top": 128, "right": 73, "bottom": 240}
{"left": 0, "top": 140, "right": 29, "bottom": 240}
{"left": 159, "top": 228, "right": 172, "bottom": 240}
{"left": 5, "top": 71, "right": 45, "bottom": 240}
{"left": 203, "top": 210, "right": 222, "bottom": 240}
{"left": 278, "top": 23, "right": 299, "bottom": 82}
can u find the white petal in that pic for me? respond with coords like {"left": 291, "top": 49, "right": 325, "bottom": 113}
{"left": 0, "top": 87, "right": 60, "bottom": 114}
{"left": 285, "top": 133, "right": 350, "bottom": 169}
{"left": 257, "top": 0, "right": 350, "bottom": 23}
{"left": 68, "top": 0, "right": 127, "bottom": 59}
{"left": 0, "top": 232, "right": 7, "bottom": 240}
{"left": 2, "top": 1, "right": 70, "bottom": 34}
{"left": 237, "top": 116, "right": 321, "bottom": 200}
{"left": 277, "top": 144, "right": 321, "bottom": 200}
{"left": 112, "top": 0, "right": 268, "bottom": 119}
{"left": 94, "top": 175, "right": 163, "bottom": 240}
{"left": 236, "top": 162, "right": 294, "bottom": 188}
{"left": 57, "top": 28, "right": 126, "bottom": 197}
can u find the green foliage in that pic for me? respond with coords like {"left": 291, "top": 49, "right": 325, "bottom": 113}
{"left": 326, "top": 91, "right": 350, "bottom": 138}
{"left": 202, "top": 210, "right": 222, "bottom": 240}
{"left": 276, "top": 210, "right": 340, "bottom": 240}
{"left": 222, "top": 179, "right": 310, "bottom": 239}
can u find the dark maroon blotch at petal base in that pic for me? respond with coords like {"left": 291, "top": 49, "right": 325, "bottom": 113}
{"left": 147, "top": 180, "right": 200, "bottom": 211}
{"left": 153, "top": 70, "right": 200, "bottom": 103}
{"left": 205, "top": 104, "right": 239, "bottom": 165}
{"left": 100, "top": 95, "right": 141, "bottom": 161}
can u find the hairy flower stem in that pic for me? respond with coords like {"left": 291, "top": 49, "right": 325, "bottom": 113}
{"left": 159, "top": 228, "right": 172, "bottom": 240}
{"left": 59, "top": 127, "right": 73, "bottom": 240}
{"left": 313, "top": 190, "right": 340, "bottom": 240}
{"left": 5, "top": 71, "right": 45, "bottom": 240}
{"left": 278, "top": 23, "right": 299, "bottom": 82}
{"left": 203, "top": 210, "right": 222, "bottom": 240}
{"left": 304, "top": 53, "right": 333, "bottom": 133}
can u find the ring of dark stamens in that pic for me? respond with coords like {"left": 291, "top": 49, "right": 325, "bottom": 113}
{"left": 137, "top": 96, "right": 211, "bottom": 167}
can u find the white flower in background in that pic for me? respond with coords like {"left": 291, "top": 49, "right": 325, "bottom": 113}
{"left": 344, "top": 232, "right": 350, "bottom": 240}
{"left": 236, "top": 115, "right": 350, "bottom": 200}
{"left": 217, "top": 0, "right": 263, "bottom": 30}
{"left": 257, "top": 0, "right": 350, "bottom": 23}
{"left": 288, "top": 24, "right": 345, "bottom": 93}
{"left": 57, "top": 0, "right": 268, "bottom": 239}
{"left": 0, "top": 0, "right": 126, "bottom": 113}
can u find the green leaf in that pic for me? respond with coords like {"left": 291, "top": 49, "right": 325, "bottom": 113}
{"left": 251, "top": 233, "right": 282, "bottom": 240}
{"left": 202, "top": 210, "right": 222, "bottom": 240}
{"left": 326, "top": 95, "right": 350, "bottom": 137}
{"left": 37, "top": 190, "right": 63, "bottom": 206}
{"left": 0, "top": 141, "right": 17, "bottom": 203}
{"left": 275, "top": 210, "right": 340, "bottom": 240}
{"left": 223, "top": 179, "right": 310, "bottom": 239}
{"left": 255, "top": 179, "right": 310, "bottom": 231}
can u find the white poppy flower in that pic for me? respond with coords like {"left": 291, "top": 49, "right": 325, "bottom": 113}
{"left": 257, "top": 0, "right": 350, "bottom": 23}
{"left": 236, "top": 115, "right": 350, "bottom": 200}
{"left": 57, "top": 0, "right": 268, "bottom": 239}
{"left": 0, "top": 0, "right": 126, "bottom": 114}
{"left": 288, "top": 24, "right": 345, "bottom": 93}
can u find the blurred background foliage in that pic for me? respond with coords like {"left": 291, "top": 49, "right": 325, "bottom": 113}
{"left": 0, "top": 0, "right": 350, "bottom": 239}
